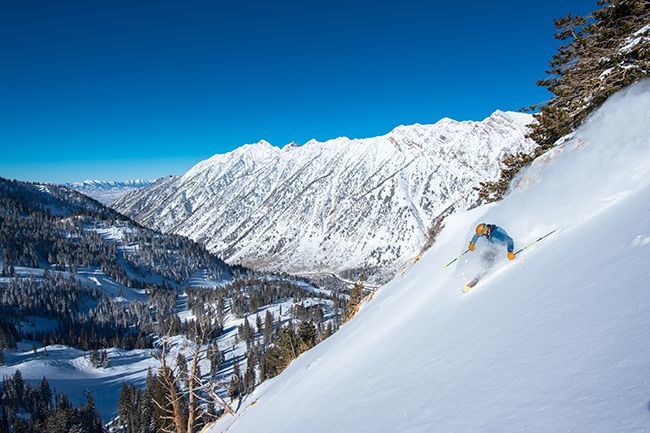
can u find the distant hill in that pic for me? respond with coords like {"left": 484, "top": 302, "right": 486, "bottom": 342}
{"left": 65, "top": 178, "right": 155, "bottom": 204}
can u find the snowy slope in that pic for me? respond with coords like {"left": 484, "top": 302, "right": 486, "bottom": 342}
{"left": 67, "top": 179, "right": 154, "bottom": 204}
{"left": 207, "top": 81, "right": 650, "bottom": 433}
{"left": 0, "top": 344, "right": 157, "bottom": 420}
{"left": 0, "top": 275, "right": 336, "bottom": 422}
{"left": 0, "top": 336, "right": 219, "bottom": 421}
{"left": 115, "top": 112, "right": 535, "bottom": 283}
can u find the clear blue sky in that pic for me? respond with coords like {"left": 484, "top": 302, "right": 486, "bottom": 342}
{"left": 1, "top": 0, "right": 597, "bottom": 183}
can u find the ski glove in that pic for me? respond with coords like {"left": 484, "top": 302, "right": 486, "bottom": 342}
{"left": 507, "top": 251, "right": 515, "bottom": 261}
{"left": 468, "top": 242, "right": 475, "bottom": 251}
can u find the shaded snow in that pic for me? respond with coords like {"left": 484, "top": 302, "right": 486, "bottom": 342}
{"left": 0, "top": 343, "right": 157, "bottom": 421}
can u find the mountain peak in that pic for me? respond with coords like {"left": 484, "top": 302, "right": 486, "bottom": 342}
{"left": 255, "top": 139, "right": 273, "bottom": 147}
{"left": 282, "top": 141, "right": 300, "bottom": 151}
{"left": 487, "top": 109, "right": 534, "bottom": 127}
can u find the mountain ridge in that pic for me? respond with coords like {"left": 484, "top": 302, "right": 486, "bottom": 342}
{"left": 115, "top": 110, "right": 536, "bottom": 283}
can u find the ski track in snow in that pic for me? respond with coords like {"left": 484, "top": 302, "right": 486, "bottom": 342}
{"left": 630, "top": 234, "right": 650, "bottom": 247}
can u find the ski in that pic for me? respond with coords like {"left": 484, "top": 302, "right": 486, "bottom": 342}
{"left": 462, "top": 275, "right": 482, "bottom": 293}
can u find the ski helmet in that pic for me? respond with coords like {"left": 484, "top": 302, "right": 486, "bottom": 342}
{"left": 475, "top": 223, "right": 486, "bottom": 235}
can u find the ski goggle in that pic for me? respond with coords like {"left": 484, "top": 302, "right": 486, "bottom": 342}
{"left": 476, "top": 223, "right": 492, "bottom": 236}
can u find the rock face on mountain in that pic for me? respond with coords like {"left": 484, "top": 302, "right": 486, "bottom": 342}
{"left": 114, "top": 111, "right": 535, "bottom": 283}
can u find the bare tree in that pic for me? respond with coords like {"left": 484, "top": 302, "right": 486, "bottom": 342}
{"left": 155, "top": 336, "right": 188, "bottom": 433}
{"left": 156, "top": 320, "right": 236, "bottom": 433}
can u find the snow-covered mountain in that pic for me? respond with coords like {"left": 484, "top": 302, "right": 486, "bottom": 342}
{"left": 66, "top": 179, "right": 154, "bottom": 204}
{"left": 206, "top": 81, "right": 650, "bottom": 433}
{"left": 115, "top": 111, "right": 535, "bottom": 283}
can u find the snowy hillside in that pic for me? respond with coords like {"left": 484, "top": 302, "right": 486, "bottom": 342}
{"left": 67, "top": 179, "right": 154, "bottom": 204}
{"left": 0, "top": 178, "right": 343, "bottom": 423}
{"left": 115, "top": 111, "right": 535, "bottom": 284}
{"left": 0, "top": 276, "right": 335, "bottom": 422}
{"left": 207, "top": 81, "right": 650, "bottom": 433}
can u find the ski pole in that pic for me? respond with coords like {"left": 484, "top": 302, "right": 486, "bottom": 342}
{"left": 444, "top": 248, "right": 470, "bottom": 268}
{"left": 514, "top": 228, "right": 558, "bottom": 256}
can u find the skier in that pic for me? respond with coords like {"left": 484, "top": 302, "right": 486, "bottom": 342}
{"left": 469, "top": 223, "right": 515, "bottom": 260}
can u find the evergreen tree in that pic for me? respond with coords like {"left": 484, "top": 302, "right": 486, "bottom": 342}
{"left": 297, "top": 321, "right": 316, "bottom": 352}
{"left": 0, "top": 370, "right": 104, "bottom": 433}
{"left": 478, "top": 0, "right": 649, "bottom": 202}
{"left": 207, "top": 343, "right": 223, "bottom": 379}
{"left": 262, "top": 327, "right": 299, "bottom": 379}
{"left": 89, "top": 349, "right": 100, "bottom": 368}
{"left": 344, "top": 274, "right": 366, "bottom": 322}
{"left": 176, "top": 353, "right": 188, "bottom": 387}
{"left": 263, "top": 311, "right": 274, "bottom": 347}
{"left": 228, "top": 361, "right": 242, "bottom": 399}
{"left": 141, "top": 370, "right": 156, "bottom": 433}
{"left": 255, "top": 314, "right": 262, "bottom": 333}
{"left": 117, "top": 383, "right": 132, "bottom": 431}
{"left": 80, "top": 391, "right": 103, "bottom": 433}
{"left": 150, "top": 370, "right": 172, "bottom": 433}
{"left": 99, "top": 350, "right": 109, "bottom": 368}
{"left": 244, "top": 351, "right": 256, "bottom": 393}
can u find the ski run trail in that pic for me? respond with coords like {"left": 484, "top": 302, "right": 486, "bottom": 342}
{"left": 209, "top": 81, "right": 650, "bottom": 433}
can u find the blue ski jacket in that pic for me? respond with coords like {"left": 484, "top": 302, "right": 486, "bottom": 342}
{"left": 471, "top": 224, "right": 514, "bottom": 253}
